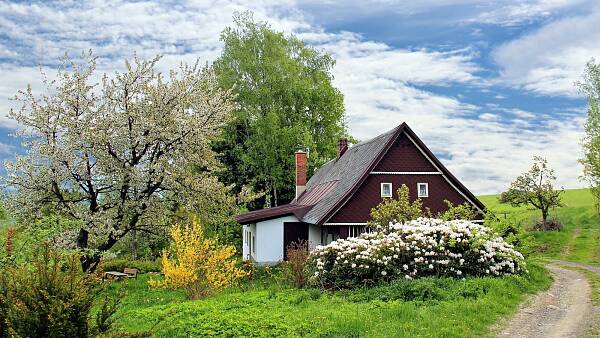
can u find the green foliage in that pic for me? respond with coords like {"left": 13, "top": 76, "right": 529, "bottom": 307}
{"left": 338, "top": 268, "right": 547, "bottom": 303}
{"left": 100, "top": 258, "right": 162, "bottom": 274}
{"left": 94, "top": 293, "right": 123, "bottom": 335}
{"left": 577, "top": 59, "right": 600, "bottom": 215}
{"left": 94, "top": 262, "right": 550, "bottom": 337}
{"left": 0, "top": 200, "right": 6, "bottom": 222}
{"left": 500, "top": 156, "right": 563, "bottom": 229}
{"left": 213, "top": 12, "right": 348, "bottom": 207}
{"left": 484, "top": 212, "right": 535, "bottom": 257}
{"left": 369, "top": 184, "right": 423, "bottom": 228}
{"left": 0, "top": 244, "right": 119, "bottom": 338}
{"left": 480, "top": 188, "right": 600, "bottom": 264}
{"left": 439, "top": 200, "right": 479, "bottom": 221}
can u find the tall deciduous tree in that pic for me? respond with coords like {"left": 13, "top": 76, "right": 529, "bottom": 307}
{"left": 3, "top": 52, "right": 235, "bottom": 271}
{"left": 213, "top": 12, "right": 348, "bottom": 207}
{"left": 577, "top": 59, "right": 600, "bottom": 215}
{"left": 499, "top": 156, "right": 563, "bottom": 229}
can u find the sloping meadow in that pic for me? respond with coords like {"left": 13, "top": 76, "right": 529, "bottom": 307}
{"left": 306, "top": 218, "right": 526, "bottom": 289}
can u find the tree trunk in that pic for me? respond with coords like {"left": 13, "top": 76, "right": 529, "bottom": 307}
{"left": 76, "top": 228, "right": 89, "bottom": 250}
{"left": 273, "top": 186, "right": 278, "bottom": 207}
{"left": 541, "top": 208, "right": 549, "bottom": 230}
{"left": 131, "top": 228, "right": 138, "bottom": 260}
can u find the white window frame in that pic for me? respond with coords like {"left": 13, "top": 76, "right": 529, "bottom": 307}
{"left": 381, "top": 182, "right": 392, "bottom": 198}
{"left": 417, "top": 183, "right": 429, "bottom": 198}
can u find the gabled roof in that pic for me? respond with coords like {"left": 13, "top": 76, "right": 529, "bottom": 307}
{"left": 235, "top": 122, "right": 485, "bottom": 225}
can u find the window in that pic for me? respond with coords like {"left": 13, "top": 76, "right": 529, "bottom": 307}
{"left": 252, "top": 235, "right": 256, "bottom": 254}
{"left": 418, "top": 183, "right": 429, "bottom": 198}
{"left": 381, "top": 183, "right": 392, "bottom": 197}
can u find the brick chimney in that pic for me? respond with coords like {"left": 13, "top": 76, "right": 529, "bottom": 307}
{"left": 337, "top": 138, "right": 348, "bottom": 159}
{"left": 295, "top": 150, "right": 307, "bottom": 199}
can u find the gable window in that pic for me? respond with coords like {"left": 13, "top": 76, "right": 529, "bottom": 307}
{"left": 381, "top": 183, "right": 392, "bottom": 198}
{"left": 418, "top": 183, "right": 429, "bottom": 198}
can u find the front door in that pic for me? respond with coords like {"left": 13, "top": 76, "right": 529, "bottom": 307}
{"left": 283, "top": 222, "right": 309, "bottom": 260}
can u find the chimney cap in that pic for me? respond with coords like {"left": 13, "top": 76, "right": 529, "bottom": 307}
{"left": 295, "top": 149, "right": 307, "bottom": 154}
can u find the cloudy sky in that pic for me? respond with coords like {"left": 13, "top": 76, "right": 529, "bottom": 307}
{"left": 0, "top": 0, "right": 597, "bottom": 195}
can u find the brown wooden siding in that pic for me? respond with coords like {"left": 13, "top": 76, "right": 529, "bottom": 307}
{"left": 328, "top": 174, "right": 469, "bottom": 223}
{"left": 374, "top": 133, "right": 437, "bottom": 172}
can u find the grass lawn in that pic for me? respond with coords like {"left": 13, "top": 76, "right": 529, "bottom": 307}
{"left": 479, "top": 188, "right": 600, "bottom": 264}
{"left": 96, "top": 188, "right": 600, "bottom": 337}
{"left": 103, "top": 262, "right": 550, "bottom": 337}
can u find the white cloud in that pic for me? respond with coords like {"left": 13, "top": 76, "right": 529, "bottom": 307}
{"left": 472, "top": 0, "right": 588, "bottom": 26}
{"left": 0, "top": 0, "right": 588, "bottom": 194}
{"left": 493, "top": 4, "right": 600, "bottom": 96}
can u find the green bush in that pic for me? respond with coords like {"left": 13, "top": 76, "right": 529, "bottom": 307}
{"left": 100, "top": 258, "right": 161, "bottom": 273}
{"left": 485, "top": 212, "right": 536, "bottom": 257}
{"left": 0, "top": 244, "right": 119, "bottom": 338}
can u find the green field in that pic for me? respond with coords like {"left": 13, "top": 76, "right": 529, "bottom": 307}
{"left": 479, "top": 188, "right": 600, "bottom": 264}
{"left": 103, "top": 263, "right": 550, "bottom": 337}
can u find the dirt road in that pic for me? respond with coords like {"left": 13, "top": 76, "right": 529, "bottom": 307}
{"left": 498, "top": 264, "right": 598, "bottom": 338}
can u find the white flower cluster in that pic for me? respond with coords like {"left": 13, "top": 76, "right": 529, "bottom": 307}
{"left": 306, "top": 218, "right": 525, "bottom": 288}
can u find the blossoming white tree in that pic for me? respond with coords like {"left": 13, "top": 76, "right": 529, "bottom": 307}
{"left": 3, "top": 52, "right": 235, "bottom": 271}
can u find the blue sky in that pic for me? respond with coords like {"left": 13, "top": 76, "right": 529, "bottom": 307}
{"left": 0, "top": 0, "right": 597, "bottom": 194}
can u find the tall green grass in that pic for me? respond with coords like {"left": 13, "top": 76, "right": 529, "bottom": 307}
{"left": 103, "top": 263, "right": 550, "bottom": 337}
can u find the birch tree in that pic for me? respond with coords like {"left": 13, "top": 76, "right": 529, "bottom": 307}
{"left": 3, "top": 52, "right": 235, "bottom": 271}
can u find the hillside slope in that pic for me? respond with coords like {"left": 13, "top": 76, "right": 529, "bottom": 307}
{"left": 479, "top": 188, "right": 600, "bottom": 264}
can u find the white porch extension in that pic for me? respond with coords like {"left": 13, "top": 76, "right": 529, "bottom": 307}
{"left": 242, "top": 215, "right": 321, "bottom": 266}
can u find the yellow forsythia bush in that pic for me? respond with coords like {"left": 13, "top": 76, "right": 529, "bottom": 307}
{"left": 149, "top": 219, "right": 247, "bottom": 299}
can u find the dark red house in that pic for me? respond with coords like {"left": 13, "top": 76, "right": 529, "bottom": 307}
{"left": 236, "top": 122, "right": 485, "bottom": 264}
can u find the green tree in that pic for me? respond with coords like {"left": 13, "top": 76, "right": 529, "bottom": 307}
{"left": 439, "top": 200, "right": 479, "bottom": 221}
{"left": 369, "top": 184, "right": 423, "bottom": 228}
{"left": 577, "top": 59, "right": 600, "bottom": 215}
{"left": 500, "top": 156, "right": 563, "bottom": 230}
{"left": 213, "top": 12, "right": 348, "bottom": 207}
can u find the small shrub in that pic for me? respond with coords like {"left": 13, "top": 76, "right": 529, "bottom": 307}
{"left": 282, "top": 240, "right": 310, "bottom": 288}
{"left": 94, "top": 292, "right": 123, "bottom": 334}
{"left": 533, "top": 216, "right": 563, "bottom": 231}
{"left": 306, "top": 218, "right": 526, "bottom": 289}
{"left": 485, "top": 212, "right": 535, "bottom": 257}
{"left": 439, "top": 200, "right": 479, "bottom": 221}
{"left": 149, "top": 219, "right": 247, "bottom": 299}
{"left": 368, "top": 184, "right": 423, "bottom": 228}
{"left": 0, "top": 244, "right": 120, "bottom": 337}
{"left": 306, "top": 288, "right": 322, "bottom": 300}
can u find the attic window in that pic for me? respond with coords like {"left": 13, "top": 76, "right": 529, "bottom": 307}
{"left": 418, "top": 183, "right": 429, "bottom": 198}
{"left": 381, "top": 183, "right": 392, "bottom": 198}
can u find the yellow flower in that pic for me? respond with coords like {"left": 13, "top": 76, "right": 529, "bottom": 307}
{"left": 148, "top": 218, "right": 247, "bottom": 299}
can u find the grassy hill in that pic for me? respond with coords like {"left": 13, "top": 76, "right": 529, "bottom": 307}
{"left": 479, "top": 188, "right": 600, "bottom": 265}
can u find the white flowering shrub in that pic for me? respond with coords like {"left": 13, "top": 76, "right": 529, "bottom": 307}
{"left": 306, "top": 218, "right": 525, "bottom": 288}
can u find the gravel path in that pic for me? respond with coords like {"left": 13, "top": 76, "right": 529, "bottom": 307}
{"left": 499, "top": 264, "right": 594, "bottom": 338}
{"left": 548, "top": 259, "right": 600, "bottom": 275}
